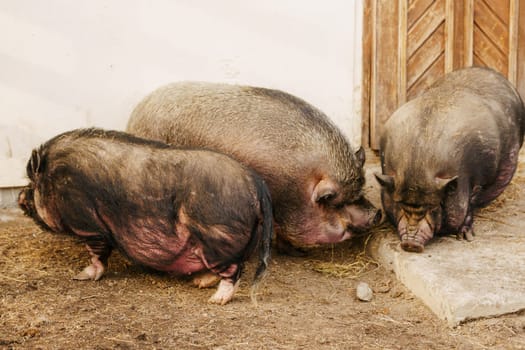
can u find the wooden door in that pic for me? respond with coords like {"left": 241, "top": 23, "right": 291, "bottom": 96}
{"left": 363, "top": 0, "right": 525, "bottom": 150}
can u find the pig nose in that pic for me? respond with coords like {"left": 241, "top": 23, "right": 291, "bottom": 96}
{"left": 401, "top": 238, "right": 424, "bottom": 253}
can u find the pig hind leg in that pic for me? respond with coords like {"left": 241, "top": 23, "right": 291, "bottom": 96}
{"left": 191, "top": 245, "right": 243, "bottom": 304}
{"left": 192, "top": 271, "right": 221, "bottom": 288}
{"left": 73, "top": 236, "right": 112, "bottom": 281}
{"left": 473, "top": 145, "right": 520, "bottom": 207}
{"left": 208, "top": 263, "right": 243, "bottom": 305}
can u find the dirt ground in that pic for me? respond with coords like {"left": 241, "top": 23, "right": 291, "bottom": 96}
{"left": 2, "top": 158, "right": 525, "bottom": 349}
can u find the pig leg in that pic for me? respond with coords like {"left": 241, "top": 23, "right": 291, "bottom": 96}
{"left": 191, "top": 246, "right": 243, "bottom": 304}
{"left": 208, "top": 264, "right": 242, "bottom": 305}
{"left": 442, "top": 180, "right": 473, "bottom": 239}
{"left": 276, "top": 236, "right": 307, "bottom": 257}
{"left": 472, "top": 145, "right": 520, "bottom": 207}
{"left": 209, "top": 279, "right": 240, "bottom": 305}
{"left": 457, "top": 209, "right": 475, "bottom": 242}
{"left": 73, "top": 237, "right": 112, "bottom": 281}
{"left": 453, "top": 184, "right": 479, "bottom": 242}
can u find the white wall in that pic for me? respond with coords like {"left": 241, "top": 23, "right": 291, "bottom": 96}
{"left": 0, "top": 0, "right": 363, "bottom": 188}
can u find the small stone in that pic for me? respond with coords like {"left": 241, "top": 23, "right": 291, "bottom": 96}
{"left": 356, "top": 282, "right": 373, "bottom": 302}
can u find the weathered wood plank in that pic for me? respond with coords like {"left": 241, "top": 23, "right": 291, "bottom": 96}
{"left": 465, "top": 0, "right": 474, "bottom": 66}
{"left": 408, "top": 23, "right": 445, "bottom": 88}
{"left": 370, "top": 0, "right": 400, "bottom": 148}
{"left": 361, "top": 0, "right": 373, "bottom": 148}
{"left": 483, "top": 0, "right": 510, "bottom": 24}
{"left": 408, "top": 0, "right": 445, "bottom": 58}
{"left": 452, "top": 0, "right": 466, "bottom": 69}
{"left": 517, "top": 0, "right": 525, "bottom": 98}
{"left": 473, "top": 25, "right": 508, "bottom": 75}
{"left": 508, "top": 0, "right": 519, "bottom": 84}
{"left": 474, "top": 0, "right": 509, "bottom": 53}
{"left": 399, "top": 0, "right": 408, "bottom": 105}
{"left": 407, "top": 53, "right": 445, "bottom": 100}
{"left": 408, "top": 0, "right": 435, "bottom": 29}
{"left": 445, "top": 0, "right": 454, "bottom": 72}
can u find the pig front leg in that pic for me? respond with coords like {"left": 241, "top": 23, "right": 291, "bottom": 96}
{"left": 73, "top": 236, "right": 112, "bottom": 281}
{"left": 457, "top": 207, "right": 475, "bottom": 242}
{"left": 443, "top": 181, "right": 475, "bottom": 242}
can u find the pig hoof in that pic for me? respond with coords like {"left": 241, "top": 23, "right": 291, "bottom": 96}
{"left": 400, "top": 235, "right": 424, "bottom": 253}
{"left": 192, "top": 272, "right": 221, "bottom": 288}
{"left": 208, "top": 279, "right": 239, "bottom": 305}
{"left": 457, "top": 227, "right": 475, "bottom": 242}
{"left": 73, "top": 263, "right": 105, "bottom": 281}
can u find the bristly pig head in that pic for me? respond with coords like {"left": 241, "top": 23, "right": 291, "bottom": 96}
{"left": 375, "top": 173, "right": 457, "bottom": 252}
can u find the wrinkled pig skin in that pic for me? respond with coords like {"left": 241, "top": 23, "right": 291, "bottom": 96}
{"left": 18, "top": 128, "right": 273, "bottom": 305}
{"left": 126, "top": 82, "right": 381, "bottom": 253}
{"left": 376, "top": 67, "right": 525, "bottom": 253}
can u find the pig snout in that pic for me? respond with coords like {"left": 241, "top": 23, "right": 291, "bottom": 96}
{"left": 346, "top": 198, "right": 382, "bottom": 232}
{"left": 397, "top": 216, "right": 433, "bottom": 253}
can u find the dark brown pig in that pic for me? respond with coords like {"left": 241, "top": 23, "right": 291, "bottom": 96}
{"left": 126, "top": 83, "right": 380, "bottom": 254}
{"left": 18, "top": 128, "right": 273, "bottom": 305}
{"left": 376, "top": 67, "right": 525, "bottom": 252}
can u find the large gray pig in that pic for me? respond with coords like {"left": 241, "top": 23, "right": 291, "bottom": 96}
{"left": 376, "top": 67, "right": 525, "bottom": 252}
{"left": 127, "top": 83, "right": 380, "bottom": 254}
{"left": 18, "top": 128, "right": 273, "bottom": 305}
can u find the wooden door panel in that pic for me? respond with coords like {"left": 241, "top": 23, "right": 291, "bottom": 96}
{"left": 484, "top": 0, "right": 510, "bottom": 22}
{"left": 364, "top": 0, "right": 525, "bottom": 149}
{"left": 407, "top": 24, "right": 444, "bottom": 88}
{"left": 473, "top": 26, "right": 508, "bottom": 75}
{"left": 408, "top": 0, "right": 435, "bottom": 29}
{"left": 408, "top": 54, "right": 445, "bottom": 99}
{"left": 407, "top": 0, "right": 445, "bottom": 57}
{"left": 474, "top": 1, "right": 509, "bottom": 52}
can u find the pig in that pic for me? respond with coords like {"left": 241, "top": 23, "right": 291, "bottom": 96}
{"left": 375, "top": 67, "right": 525, "bottom": 252}
{"left": 18, "top": 128, "right": 273, "bottom": 305}
{"left": 126, "top": 82, "right": 381, "bottom": 254}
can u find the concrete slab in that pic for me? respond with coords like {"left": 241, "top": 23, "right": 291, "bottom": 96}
{"left": 366, "top": 152, "right": 525, "bottom": 327}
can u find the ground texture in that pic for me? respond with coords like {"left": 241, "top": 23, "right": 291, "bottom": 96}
{"left": 1, "top": 211, "right": 524, "bottom": 350}
{"left": 1, "top": 154, "right": 525, "bottom": 349}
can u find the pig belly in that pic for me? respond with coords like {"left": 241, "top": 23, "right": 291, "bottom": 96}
{"left": 112, "top": 221, "right": 207, "bottom": 275}
{"left": 162, "top": 248, "right": 206, "bottom": 276}
{"left": 120, "top": 238, "right": 206, "bottom": 275}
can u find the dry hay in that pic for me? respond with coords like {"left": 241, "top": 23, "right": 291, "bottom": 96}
{"left": 306, "top": 234, "right": 380, "bottom": 279}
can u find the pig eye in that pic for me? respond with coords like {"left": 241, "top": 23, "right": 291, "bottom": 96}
{"left": 322, "top": 193, "right": 335, "bottom": 201}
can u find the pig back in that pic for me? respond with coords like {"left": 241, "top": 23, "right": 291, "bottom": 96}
{"left": 127, "top": 82, "right": 360, "bottom": 207}
{"left": 34, "top": 129, "right": 262, "bottom": 235}
{"left": 381, "top": 67, "right": 525, "bottom": 186}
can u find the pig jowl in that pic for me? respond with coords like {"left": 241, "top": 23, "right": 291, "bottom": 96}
{"left": 376, "top": 67, "right": 525, "bottom": 252}
{"left": 18, "top": 128, "right": 273, "bottom": 305}
{"left": 126, "top": 82, "right": 381, "bottom": 253}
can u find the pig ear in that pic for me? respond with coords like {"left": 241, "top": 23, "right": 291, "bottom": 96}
{"left": 375, "top": 173, "right": 394, "bottom": 191}
{"left": 435, "top": 175, "right": 458, "bottom": 191}
{"left": 311, "top": 179, "right": 338, "bottom": 204}
{"left": 27, "top": 149, "right": 41, "bottom": 179}
{"left": 355, "top": 146, "right": 366, "bottom": 167}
